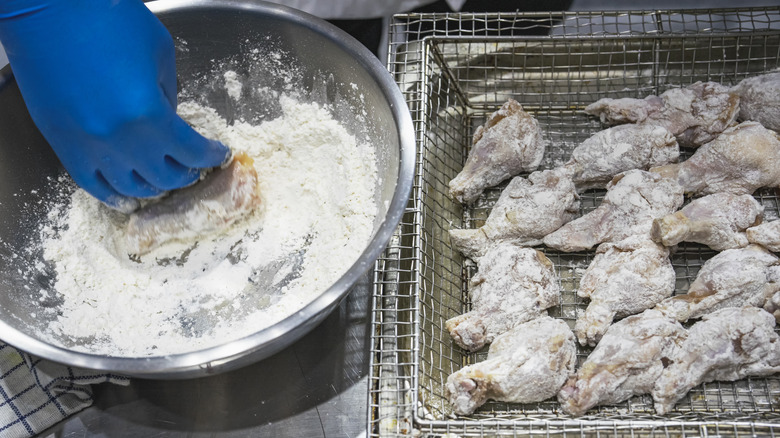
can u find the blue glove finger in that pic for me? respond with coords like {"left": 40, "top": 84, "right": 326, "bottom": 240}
{"left": 167, "top": 116, "right": 232, "bottom": 169}
{"left": 96, "top": 165, "right": 165, "bottom": 199}
{"left": 69, "top": 168, "right": 140, "bottom": 214}
{"left": 133, "top": 155, "right": 202, "bottom": 192}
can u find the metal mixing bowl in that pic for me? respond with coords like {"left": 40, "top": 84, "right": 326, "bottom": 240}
{"left": 0, "top": 0, "right": 414, "bottom": 378}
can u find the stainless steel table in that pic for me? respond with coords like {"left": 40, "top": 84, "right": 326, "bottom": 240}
{"left": 27, "top": 3, "right": 780, "bottom": 437}
{"left": 40, "top": 272, "right": 373, "bottom": 438}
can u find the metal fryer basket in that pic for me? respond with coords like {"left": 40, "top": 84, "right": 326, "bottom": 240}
{"left": 368, "top": 8, "right": 780, "bottom": 437}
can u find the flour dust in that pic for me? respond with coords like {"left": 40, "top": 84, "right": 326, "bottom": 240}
{"left": 38, "top": 75, "right": 379, "bottom": 356}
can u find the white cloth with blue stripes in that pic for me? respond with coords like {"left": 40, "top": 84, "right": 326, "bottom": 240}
{"left": 0, "top": 343, "right": 128, "bottom": 438}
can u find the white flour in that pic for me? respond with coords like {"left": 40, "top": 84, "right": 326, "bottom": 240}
{"left": 39, "top": 88, "right": 378, "bottom": 357}
{"left": 223, "top": 71, "right": 243, "bottom": 101}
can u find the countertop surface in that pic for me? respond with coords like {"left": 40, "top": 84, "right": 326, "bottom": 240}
{"left": 29, "top": 2, "right": 780, "bottom": 437}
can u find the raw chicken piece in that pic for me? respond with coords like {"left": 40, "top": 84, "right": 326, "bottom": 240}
{"left": 445, "top": 243, "right": 560, "bottom": 352}
{"left": 449, "top": 168, "right": 579, "bottom": 259}
{"left": 733, "top": 71, "right": 780, "bottom": 131}
{"left": 654, "top": 245, "right": 780, "bottom": 322}
{"left": 446, "top": 316, "right": 576, "bottom": 415}
{"left": 575, "top": 236, "right": 675, "bottom": 347}
{"left": 126, "top": 153, "right": 261, "bottom": 255}
{"left": 652, "top": 307, "right": 780, "bottom": 415}
{"left": 559, "top": 124, "right": 679, "bottom": 190}
{"left": 558, "top": 309, "right": 686, "bottom": 416}
{"left": 650, "top": 122, "right": 780, "bottom": 196}
{"left": 747, "top": 219, "right": 780, "bottom": 252}
{"left": 450, "top": 99, "right": 544, "bottom": 204}
{"left": 584, "top": 81, "right": 739, "bottom": 147}
{"left": 543, "top": 170, "right": 684, "bottom": 252}
{"left": 651, "top": 193, "right": 763, "bottom": 251}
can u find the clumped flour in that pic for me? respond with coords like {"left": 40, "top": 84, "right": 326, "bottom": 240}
{"left": 39, "top": 77, "right": 378, "bottom": 356}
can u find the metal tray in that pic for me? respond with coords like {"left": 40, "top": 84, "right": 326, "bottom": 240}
{"left": 369, "top": 8, "right": 780, "bottom": 437}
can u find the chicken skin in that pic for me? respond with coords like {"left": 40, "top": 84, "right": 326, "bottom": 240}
{"left": 733, "top": 71, "right": 780, "bottom": 131}
{"left": 558, "top": 309, "right": 686, "bottom": 416}
{"left": 585, "top": 81, "right": 739, "bottom": 147}
{"left": 446, "top": 316, "right": 576, "bottom": 415}
{"left": 126, "top": 153, "right": 261, "bottom": 255}
{"left": 449, "top": 168, "right": 579, "bottom": 259}
{"left": 653, "top": 307, "right": 780, "bottom": 415}
{"left": 747, "top": 219, "right": 780, "bottom": 252}
{"left": 445, "top": 243, "right": 560, "bottom": 352}
{"left": 450, "top": 99, "right": 545, "bottom": 204}
{"left": 575, "top": 236, "right": 675, "bottom": 347}
{"left": 654, "top": 245, "right": 780, "bottom": 323}
{"left": 543, "top": 170, "right": 684, "bottom": 252}
{"left": 651, "top": 193, "right": 763, "bottom": 251}
{"left": 651, "top": 122, "right": 780, "bottom": 196}
{"left": 559, "top": 124, "right": 679, "bottom": 191}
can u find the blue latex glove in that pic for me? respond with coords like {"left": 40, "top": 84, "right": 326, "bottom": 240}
{"left": 0, "top": 0, "right": 230, "bottom": 212}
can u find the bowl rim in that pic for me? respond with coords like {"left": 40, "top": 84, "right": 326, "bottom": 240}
{"left": 0, "top": 0, "right": 415, "bottom": 378}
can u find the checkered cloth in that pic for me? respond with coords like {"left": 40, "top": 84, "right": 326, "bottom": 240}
{"left": 0, "top": 342, "right": 129, "bottom": 438}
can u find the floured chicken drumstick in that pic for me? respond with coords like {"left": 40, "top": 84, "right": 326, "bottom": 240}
{"left": 446, "top": 316, "right": 576, "bottom": 415}
{"left": 450, "top": 99, "right": 544, "bottom": 204}
{"left": 764, "top": 290, "right": 780, "bottom": 323}
{"left": 126, "top": 153, "right": 261, "bottom": 255}
{"left": 558, "top": 124, "right": 679, "bottom": 191}
{"left": 733, "top": 71, "right": 780, "bottom": 131}
{"left": 585, "top": 81, "right": 739, "bottom": 147}
{"left": 759, "top": 264, "right": 780, "bottom": 323}
{"left": 543, "top": 170, "right": 684, "bottom": 252}
{"left": 558, "top": 309, "right": 686, "bottom": 416}
{"left": 653, "top": 307, "right": 780, "bottom": 415}
{"left": 575, "top": 236, "right": 675, "bottom": 347}
{"left": 651, "top": 193, "right": 763, "bottom": 251}
{"left": 651, "top": 122, "right": 780, "bottom": 196}
{"left": 654, "top": 245, "right": 780, "bottom": 323}
{"left": 445, "top": 243, "right": 560, "bottom": 352}
{"left": 449, "top": 168, "right": 579, "bottom": 259}
{"left": 747, "top": 220, "right": 780, "bottom": 252}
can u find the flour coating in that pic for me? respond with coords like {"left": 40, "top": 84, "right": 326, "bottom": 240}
{"left": 40, "top": 89, "right": 378, "bottom": 356}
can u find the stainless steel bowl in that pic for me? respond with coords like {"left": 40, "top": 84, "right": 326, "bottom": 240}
{"left": 0, "top": 0, "right": 414, "bottom": 378}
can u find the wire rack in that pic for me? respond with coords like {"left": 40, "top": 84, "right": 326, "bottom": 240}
{"left": 368, "top": 8, "right": 780, "bottom": 438}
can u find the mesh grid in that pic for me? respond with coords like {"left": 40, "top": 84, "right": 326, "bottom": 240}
{"left": 369, "top": 8, "right": 780, "bottom": 438}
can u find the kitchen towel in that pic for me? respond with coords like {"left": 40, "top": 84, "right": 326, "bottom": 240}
{"left": 0, "top": 342, "right": 128, "bottom": 438}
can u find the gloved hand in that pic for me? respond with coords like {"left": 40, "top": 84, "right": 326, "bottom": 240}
{"left": 0, "top": 0, "right": 230, "bottom": 212}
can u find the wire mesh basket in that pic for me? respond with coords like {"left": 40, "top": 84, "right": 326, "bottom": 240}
{"left": 368, "top": 8, "right": 780, "bottom": 437}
